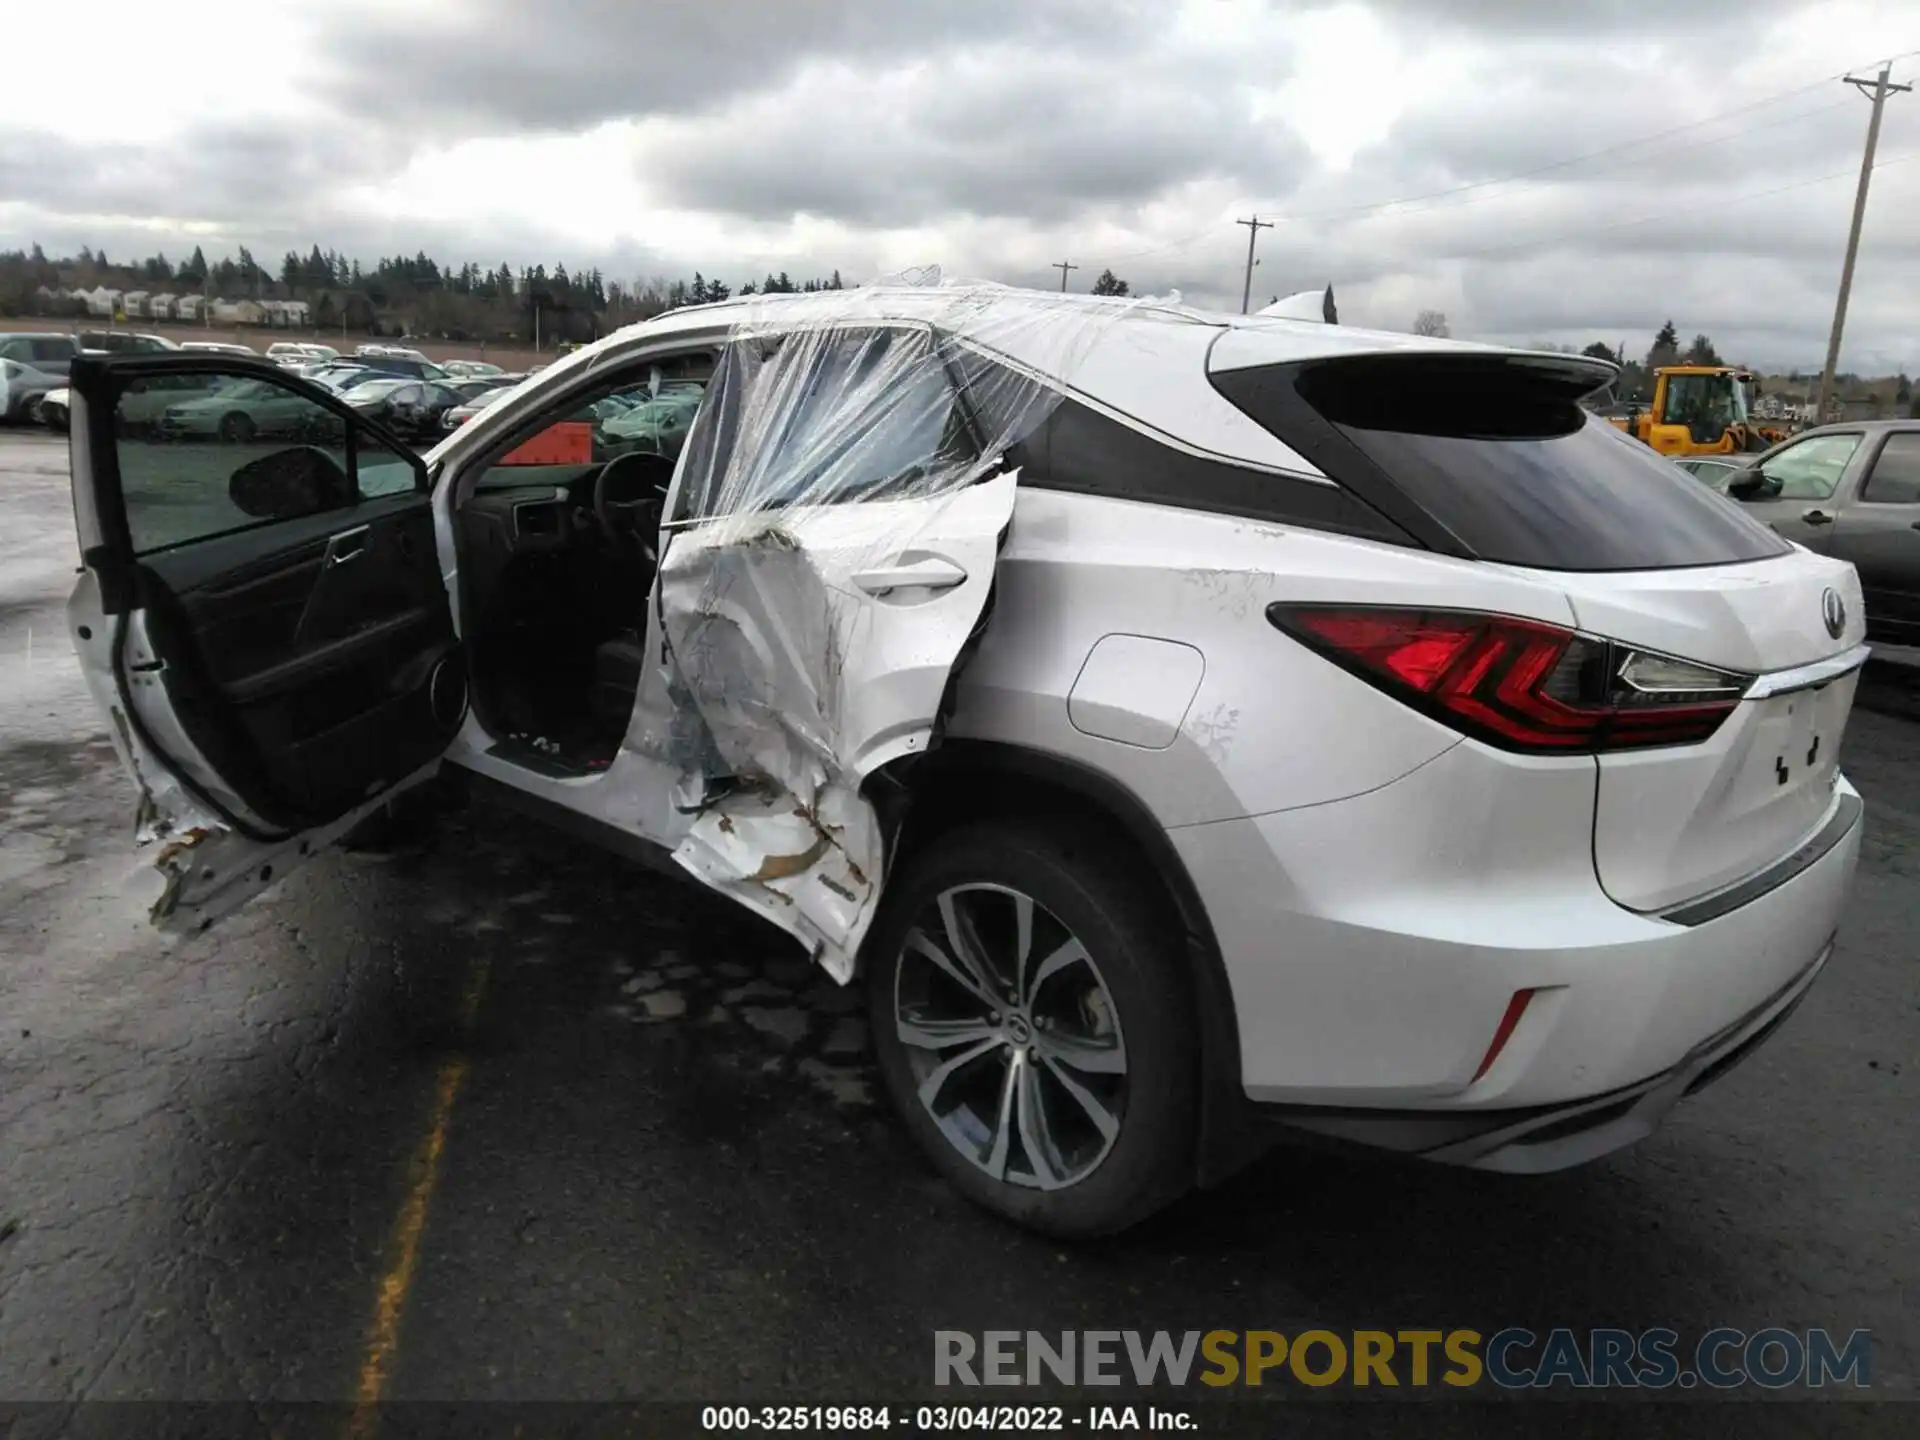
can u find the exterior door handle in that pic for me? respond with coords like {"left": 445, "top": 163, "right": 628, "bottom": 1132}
{"left": 852, "top": 557, "right": 967, "bottom": 595}
{"left": 1802, "top": 509, "right": 1833, "bottom": 526}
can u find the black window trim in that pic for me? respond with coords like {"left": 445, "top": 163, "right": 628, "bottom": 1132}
{"left": 946, "top": 336, "right": 1420, "bottom": 547}
{"left": 1855, "top": 428, "right": 1920, "bottom": 507}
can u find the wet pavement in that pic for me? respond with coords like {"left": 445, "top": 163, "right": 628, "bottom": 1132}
{"left": 2, "top": 427, "right": 1918, "bottom": 1419}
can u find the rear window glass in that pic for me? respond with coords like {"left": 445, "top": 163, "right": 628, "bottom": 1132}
{"left": 1217, "top": 355, "right": 1792, "bottom": 572}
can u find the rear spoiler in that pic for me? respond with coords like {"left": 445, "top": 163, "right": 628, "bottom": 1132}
{"left": 1256, "top": 286, "right": 1338, "bottom": 324}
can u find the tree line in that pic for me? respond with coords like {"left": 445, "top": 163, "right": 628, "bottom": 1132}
{"left": 0, "top": 242, "right": 851, "bottom": 346}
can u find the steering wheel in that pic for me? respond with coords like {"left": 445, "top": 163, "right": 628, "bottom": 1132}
{"left": 592, "top": 451, "right": 676, "bottom": 560}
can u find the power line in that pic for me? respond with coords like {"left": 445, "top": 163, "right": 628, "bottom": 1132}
{"left": 1292, "top": 96, "right": 1855, "bottom": 227}
{"left": 1083, "top": 45, "right": 1920, "bottom": 270}
{"left": 1421, "top": 148, "right": 1918, "bottom": 264}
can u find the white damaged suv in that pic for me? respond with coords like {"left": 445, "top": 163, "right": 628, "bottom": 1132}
{"left": 64, "top": 285, "right": 1867, "bottom": 1236}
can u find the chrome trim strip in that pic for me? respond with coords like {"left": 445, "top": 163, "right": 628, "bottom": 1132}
{"left": 1742, "top": 643, "right": 1873, "bottom": 700}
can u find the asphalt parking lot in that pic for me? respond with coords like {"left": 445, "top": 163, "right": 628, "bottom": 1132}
{"left": 1, "top": 426, "right": 1916, "bottom": 1423}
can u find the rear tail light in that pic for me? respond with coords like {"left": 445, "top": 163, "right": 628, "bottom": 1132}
{"left": 1266, "top": 604, "right": 1752, "bottom": 754}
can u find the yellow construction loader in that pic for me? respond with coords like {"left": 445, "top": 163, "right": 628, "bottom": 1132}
{"left": 1608, "top": 365, "right": 1792, "bottom": 455}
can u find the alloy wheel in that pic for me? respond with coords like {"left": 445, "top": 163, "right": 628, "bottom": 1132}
{"left": 894, "top": 883, "right": 1128, "bottom": 1190}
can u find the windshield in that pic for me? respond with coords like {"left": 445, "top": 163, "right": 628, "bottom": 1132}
{"left": 344, "top": 378, "right": 410, "bottom": 399}
{"left": 1661, "top": 372, "right": 1750, "bottom": 426}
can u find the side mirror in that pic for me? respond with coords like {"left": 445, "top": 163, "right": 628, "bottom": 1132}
{"left": 1726, "top": 470, "right": 1782, "bottom": 502}
{"left": 229, "top": 445, "right": 353, "bottom": 520}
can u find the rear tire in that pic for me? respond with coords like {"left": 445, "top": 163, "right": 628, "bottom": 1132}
{"left": 864, "top": 820, "right": 1196, "bottom": 1238}
{"left": 219, "top": 412, "right": 255, "bottom": 443}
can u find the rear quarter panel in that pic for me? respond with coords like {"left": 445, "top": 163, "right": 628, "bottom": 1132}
{"left": 947, "top": 488, "right": 1584, "bottom": 826}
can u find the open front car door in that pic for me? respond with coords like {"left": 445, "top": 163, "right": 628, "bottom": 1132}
{"left": 65, "top": 354, "right": 464, "bottom": 932}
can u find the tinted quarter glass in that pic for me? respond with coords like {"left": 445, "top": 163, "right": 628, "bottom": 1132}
{"left": 1861, "top": 433, "right": 1920, "bottom": 504}
{"left": 1213, "top": 355, "right": 1792, "bottom": 571}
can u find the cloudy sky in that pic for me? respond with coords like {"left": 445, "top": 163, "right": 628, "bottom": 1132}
{"left": 5, "top": 0, "right": 1918, "bottom": 369}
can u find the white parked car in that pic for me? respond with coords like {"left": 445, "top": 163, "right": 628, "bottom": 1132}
{"left": 1, "top": 357, "right": 62, "bottom": 422}
{"left": 266, "top": 341, "right": 338, "bottom": 368}
{"left": 61, "top": 290, "right": 1867, "bottom": 1236}
{"left": 34, "top": 384, "right": 71, "bottom": 431}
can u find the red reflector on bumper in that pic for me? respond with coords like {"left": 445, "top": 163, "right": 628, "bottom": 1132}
{"left": 1472, "top": 988, "right": 1538, "bottom": 1082}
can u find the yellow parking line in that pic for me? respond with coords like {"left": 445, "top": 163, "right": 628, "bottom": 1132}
{"left": 348, "top": 955, "right": 491, "bottom": 1440}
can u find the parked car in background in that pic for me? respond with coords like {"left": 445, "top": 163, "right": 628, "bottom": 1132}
{"left": 304, "top": 363, "right": 373, "bottom": 391}
{"left": 447, "top": 375, "right": 514, "bottom": 398}
{"left": 1724, "top": 420, "right": 1920, "bottom": 647}
{"left": 439, "top": 382, "right": 522, "bottom": 429}
{"left": 1, "top": 358, "right": 62, "bottom": 422}
{"left": 153, "top": 375, "right": 330, "bottom": 440}
{"left": 33, "top": 385, "right": 70, "bottom": 432}
{"left": 442, "top": 360, "right": 506, "bottom": 379}
{"left": 180, "top": 341, "right": 259, "bottom": 358}
{"left": 0, "top": 333, "right": 84, "bottom": 376}
{"left": 342, "top": 378, "right": 466, "bottom": 441}
{"left": 598, "top": 384, "right": 704, "bottom": 455}
{"left": 78, "top": 330, "right": 180, "bottom": 355}
{"left": 112, "top": 372, "right": 230, "bottom": 435}
{"left": 356, "top": 343, "right": 434, "bottom": 365}
{"left": 63, "top": 293, "right": 1869, "bottom": 1235}
{"left": 267, "top": 342, "right": 339, "bottom": 368}
{"left": 353, "top": 355, "right": 448, "bottom": 382}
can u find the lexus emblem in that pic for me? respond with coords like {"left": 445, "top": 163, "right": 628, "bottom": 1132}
{"left": 1821, "top": 587, "right": 1846, "bottom": 640}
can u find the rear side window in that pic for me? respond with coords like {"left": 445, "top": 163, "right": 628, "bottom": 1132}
{"left": 1861, "top": 433, "right": 1920, "bottom": 504}
{"left": 1212, "top": 355, "right": 1791, "bottom": 571}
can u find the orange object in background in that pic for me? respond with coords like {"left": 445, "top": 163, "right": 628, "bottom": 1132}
{"left": 499, "top": 421, "right": 592, "bottom": 466}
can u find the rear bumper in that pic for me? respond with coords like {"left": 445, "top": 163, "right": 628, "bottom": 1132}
{"left": 1255, "top": 935, "right": 1833, "bottom": 1173}
{"left": 1172, "top": 740, "right": 1863, "bottom": 1111}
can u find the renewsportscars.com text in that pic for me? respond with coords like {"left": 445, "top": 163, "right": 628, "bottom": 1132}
{"left": 934, "top": 1328, "right": 1872, "bottom": 1390}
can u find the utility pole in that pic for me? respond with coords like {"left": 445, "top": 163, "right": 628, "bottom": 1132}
{"left": 1236, "top": 215, "right": 1274, "bottom": 314}
{"left": 1052, "top": 259, "right": 1079, "bottom": 291}
{"left": 1815, "top": 62, "right": 1910, "bottom": 422}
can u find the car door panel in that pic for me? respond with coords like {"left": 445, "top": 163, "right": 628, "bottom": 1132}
{"left": 1829, "top": 431, "right": 1920, "bottom": 645}
{"left": 65, "top": 352, "right": 462, "bottom": 933}
{"left": 646, "top": 323, "right": 1027, "bottom": 981}
{"left": 136, "top": 507, "right": 455, "bottom": 820}
{"left": 1732, "top": 431, "right": 1865, "bottom": 550}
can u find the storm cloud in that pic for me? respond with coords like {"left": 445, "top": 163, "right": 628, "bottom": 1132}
{"left": 3, "top": 0, "right": 1917, "bottom": 369}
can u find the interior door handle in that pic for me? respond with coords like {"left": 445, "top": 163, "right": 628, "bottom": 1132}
{"left": 1802, "top": 509, "right": 1833, "bottom": 526}
{"left": 325, "top": 525, "right": 370, "bottom": 565}
{"left": 852, "top": 557, "right": 967, "bottom": 595}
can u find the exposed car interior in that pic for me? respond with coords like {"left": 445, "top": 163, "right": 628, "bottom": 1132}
{"left": 453, "top": 351, "right": 715, "bottom": 773}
